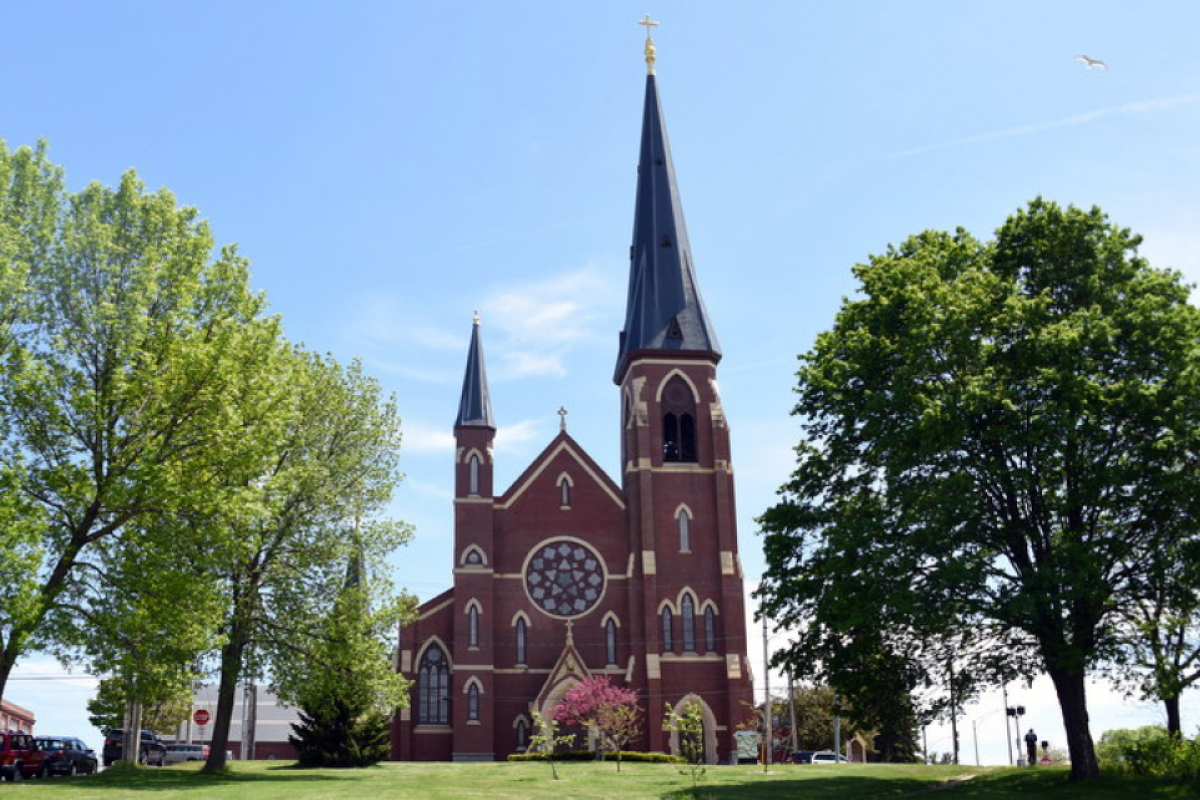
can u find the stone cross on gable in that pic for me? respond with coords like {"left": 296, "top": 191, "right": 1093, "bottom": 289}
{"left": 558, "top": 406, "right": 568, "bottom": 432}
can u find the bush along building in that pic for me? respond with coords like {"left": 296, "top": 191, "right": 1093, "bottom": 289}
{"left": 392, "top": 25, "right": 754, "bottom": 763}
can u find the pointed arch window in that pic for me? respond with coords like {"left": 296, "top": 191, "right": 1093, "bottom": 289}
{"left": 559, "top": 476, "right": 571, "bottom": 507}
{"left": 677, "top": 509, "right": 692, "bottom": 553}
{"left": 661, "top": 377, "right": 697, "bottom": 462}
{"left": 605, "top": 618, "right": 618, "bottom": 665}
{"left": 661, "top": 607, "right": 674, "bottom": 653}
{"left": 467, "top": 683, "right": 480, "bottom": 722}
{"left": 468, "top": 454, "right": 481, "bottom": 496}
{"left": 516, "top": 718, "right": 529, "bottom": 751}
{"left": 515, "top": 617, "right": 527, "bottom": 665}
{"left": 418, "top": 644, "right": 450, "bottom": 724}
{"left": 704, "top": 606, "right": 717, "bottom": 653}
{"left": 468, "top": 604, "right": 480, "bottom": 649}
{"left": 682, "top": 594, "right": 697, "bottom": 653}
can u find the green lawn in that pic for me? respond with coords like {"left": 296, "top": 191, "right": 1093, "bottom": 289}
{"left": 6, "top": 760, "right": 1197, "bottom": 799}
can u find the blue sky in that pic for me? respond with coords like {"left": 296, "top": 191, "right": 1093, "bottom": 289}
{"left": 3, "top": 0, "right": 1199, "bottom": 764}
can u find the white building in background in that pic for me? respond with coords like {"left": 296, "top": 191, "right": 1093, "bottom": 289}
{"left": 174, "top": 684, "right": 299, "bottom": 760}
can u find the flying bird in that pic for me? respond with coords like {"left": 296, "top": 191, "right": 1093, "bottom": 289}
{"left": 1076, "top": 54, "right": 1108, "bottom": 70}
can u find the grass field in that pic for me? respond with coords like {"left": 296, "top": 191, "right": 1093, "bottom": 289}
{"left": 4, "top": 760, "right": 1197, "bottom": 799}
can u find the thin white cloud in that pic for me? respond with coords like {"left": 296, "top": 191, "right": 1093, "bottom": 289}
{"left": 400, "top": 421, "right": 457, "bottom": 453}
{"left": 401, "top": 478, "right": 455, "bottom": 502}
{"left": 495, "top": 418, "right": 543, "bottom": 453}
{"left": 482, "top": 264, "right": 622, "bottom": 381}
{"left": 896, "top": 94, "right": 1200, "bottom": 158}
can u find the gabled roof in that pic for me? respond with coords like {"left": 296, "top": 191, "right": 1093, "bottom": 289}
{"left": 455, "top": 316, "right": 495, "bottom": 429}
{"left": 614, "top": 73, "right": 721, "bottom": 384}
{"left": 496, "top": 431, "right": 625, "bottom": 510}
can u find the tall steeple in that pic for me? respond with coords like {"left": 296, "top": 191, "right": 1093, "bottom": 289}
{"left": 455, "top": 314, "right": 495, "bottom": 428}
{"left": 614, "top": 22, "right": 721, "bottom": 384}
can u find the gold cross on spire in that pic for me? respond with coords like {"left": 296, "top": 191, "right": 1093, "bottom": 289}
{"left": 638, "top": 15, "right": 659, "bottom": 75}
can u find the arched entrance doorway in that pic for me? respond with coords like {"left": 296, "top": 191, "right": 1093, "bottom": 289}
{"left": 667, "top": 694, "right": 718, "bottom": 764}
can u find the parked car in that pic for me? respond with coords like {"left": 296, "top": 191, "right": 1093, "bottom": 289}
{"left": 789, "top": 750, "right": 815, "bottom": 764}
{"left": 101, "top": 729, "right": 166, "bottom": 767}
{"left": 164, "top": 743, "right": 208, "bottom": 764}
{"left": 35, "top": 736, "right": 97, "bottom": 776}
{"left": 811, "top": 750, "right": 850, "bottom": 764}
{"left": 0, "top": 731, "right": 47, "bottom": 780}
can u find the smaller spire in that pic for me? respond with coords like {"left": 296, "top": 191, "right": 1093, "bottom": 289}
{"left": 455, "top": 313, "right": 495, "bottom": 429}
{"left": 638, "top": 14, "right": 659, "bottom": 75}
{"left": 557, "top": 406, "right": 568, "bottom": 432}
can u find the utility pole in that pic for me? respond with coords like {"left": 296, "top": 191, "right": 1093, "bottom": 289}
{"left": 834, "top": 691, "right": 841, "bottom": 759}
{"left": 787, "top": 665, "right": 798, "bottom": 754}
{"left": 1002, "top": 684, "right": 1013, "bottom": 765}
{"left": 762, "top": 608, "right": 772, "bottom": 772}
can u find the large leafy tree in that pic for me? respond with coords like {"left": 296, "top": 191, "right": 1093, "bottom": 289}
{"left": 759, "top": 199, "right": 1200, "bottom": 780}
{"left": 0, "top": 141, "right": 282, "bottom": 705}
{"left": 199, "top": 349, "right": 409, "bottom": 773}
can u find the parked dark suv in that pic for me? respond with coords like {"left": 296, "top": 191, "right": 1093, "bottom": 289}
{"left": 0, "top": 731, "right": 46, "bottom": 780}
{"left": 101, "top": 729, "right": 166, "bottom": 767}
{"left": 36, "top": 736, "right": 97, "bottom": 776}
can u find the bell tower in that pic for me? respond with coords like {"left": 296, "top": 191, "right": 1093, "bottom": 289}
{"left": 615, "top": 21, "right": 752, "bottom": 761}
{"left": 452, "top": 314, "right": 496, "bottom": 760}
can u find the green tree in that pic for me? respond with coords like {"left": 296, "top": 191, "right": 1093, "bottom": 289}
{"left": 0, "top": 144, "right": 282, "bottom": 706}
{"left": 87, "top": 675, "right": 192, "bottom": 734}
{"left": 1112, "top": 536, "right": 1200, "bottom": 736}
{"left": 664, "top": 699, "right": 706, "bottom": 793}
{"left": 285, "top": 545, "right": 412, "bottom": 768}
{"left": 285, "top": 589, "right": 406, "bottom": 767}
{"left": 529, "top": 710, "right": 574, "bottom": 780}
{"left": 198, "top": 349, "right": 409, "bottom": 773}
{"left": 759, "top": 199, "right": 1200, "bottom": 781}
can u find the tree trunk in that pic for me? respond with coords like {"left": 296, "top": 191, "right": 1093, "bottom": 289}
{"left": 1046, "top": 666, "right": 1100, "bottom": 780}
{"left": 1163, "top": 694, "right": 1181, "bottom": 737}
{"left": 243, "top": 682, "right": 258, "bottom": 760}
{"left": 203, "top": 629, "right": 247, "bottom": 773}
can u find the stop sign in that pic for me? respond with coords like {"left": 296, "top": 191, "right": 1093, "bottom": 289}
{"left": 193, "top": 709, "right": 211, "bottom": 726}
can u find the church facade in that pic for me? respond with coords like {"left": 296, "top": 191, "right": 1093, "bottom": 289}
{"left": 392, "top": 38, "right": 754, "bottom": 763}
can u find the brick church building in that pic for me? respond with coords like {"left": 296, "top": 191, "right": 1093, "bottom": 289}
{"left": 392, "top": 29, "right": 754, "bottom": 763}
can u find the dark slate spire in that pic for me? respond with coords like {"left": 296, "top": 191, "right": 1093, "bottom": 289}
{"left": 455, "top": 314, "right": 495, "bottom": 428}
{"left": 614, "top": 66, "right": 721, "bottom": 384}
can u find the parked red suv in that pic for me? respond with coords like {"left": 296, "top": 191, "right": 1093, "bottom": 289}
{"left": 0, "top": 731, "right": 46, "bottom": 780}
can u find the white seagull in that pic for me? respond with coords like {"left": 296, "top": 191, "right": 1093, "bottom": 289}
{"left": 1075, "top": 54, "right": 1108, "bottom": 70}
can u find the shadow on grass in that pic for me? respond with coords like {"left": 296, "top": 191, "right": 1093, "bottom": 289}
{"left": 660, "top": 772, "right": 943, "bottom": 800}
{"left": 54, "top": 764, "right": 351, "bottom": 793}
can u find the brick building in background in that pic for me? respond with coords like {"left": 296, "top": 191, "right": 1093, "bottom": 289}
{"left": 0, "top": 700, "right": 35, "bottom": 734}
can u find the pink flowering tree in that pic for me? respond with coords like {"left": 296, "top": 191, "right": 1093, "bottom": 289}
{"left": 552, "top": 676, "right": 643, "bottom": 770}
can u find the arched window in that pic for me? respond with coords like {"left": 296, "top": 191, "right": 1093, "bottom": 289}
{"left": 559, "top": 477, "right": 570, "bottom": 507}
{"left": 661, "top": 376, "right": 697, "bottom": 462}
{"left": 515, "top": 718, "right": 529, "bottom": 751}
{"left": 661, "top": 607, "right": 674, "bottom": 652}
{"left": 464, "top": 548, "right": 483, "bottom": 566}
{"left": 418, "top": 644, "right": 450, "bottom": 724}
{"left": 704, "top": 607, "right": 717, "bottom": 653}
{"left": 682, "top": 594, "right": 696, "bottom": 653}
{"left": 515, "top": 617, "right": 527, "bottom": 665}
{"left": 468, "top": 454, "right": 481, "bottom": 495}
{"left": 467, "top": 683, "right": 480, "bottom": 721}
{"left": 605, "top": 618, "right": 617, "bottom": 665}
{"left": 678, "top": 510, "right": 691, "bottom": 552}
{"left": 468, "top": 604, "right": 480, "bottom": 649}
